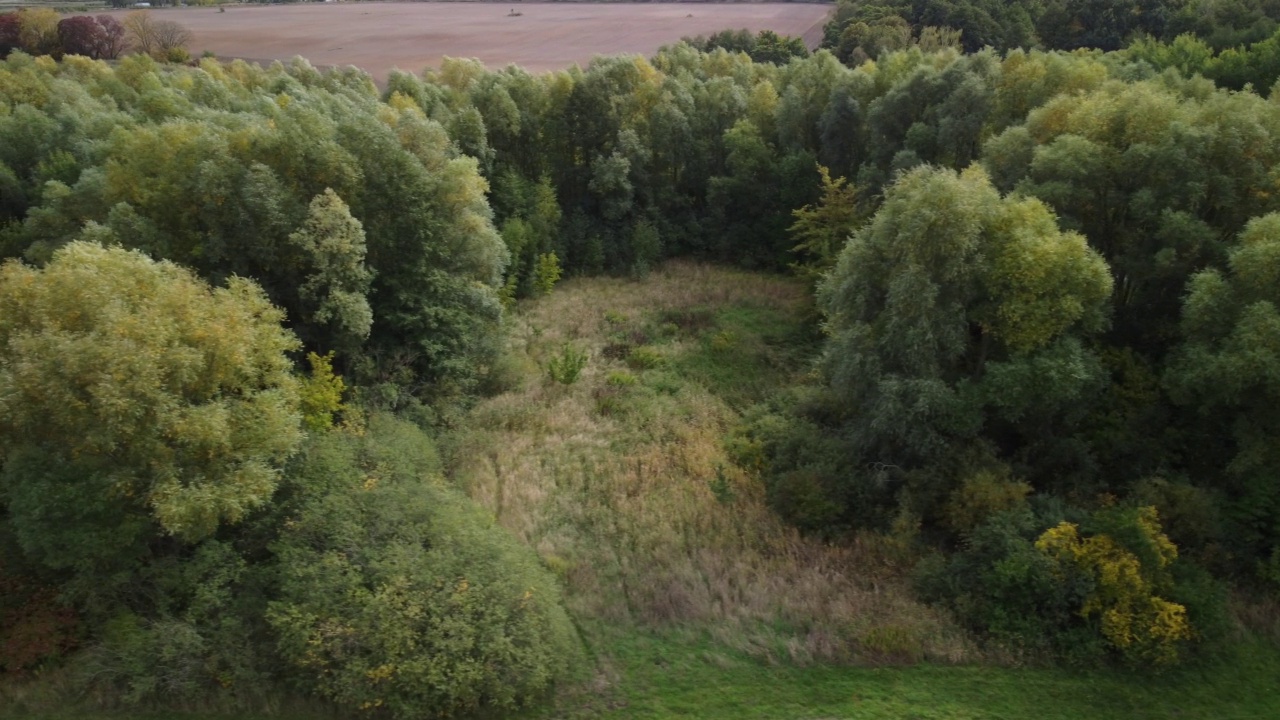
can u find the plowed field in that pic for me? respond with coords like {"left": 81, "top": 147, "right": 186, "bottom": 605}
{"left": 162, "top": 2, "right": 831, "bottom": 80}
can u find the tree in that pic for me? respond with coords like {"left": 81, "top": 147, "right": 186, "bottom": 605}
{"left": 268, "top": 417, "right": 581, "bottom": 720}
{"left": 57, "top": 16, "right": 104, "bottom": 59}
{"left": 285, "top": 189, "right": 374, "bottom": 354}
{"left": 17, "top": 8, "right": 60, "bottom": 57}
{"left": 983, "top": 80, "right": 1280, "bottom": 358}
{"left": 95, "top": 15, "right": 127, "bottom": 60}
{"left": 152, "top": 18, "right": 191, "bottom": 60}
{"left": 788, "top": 165, "right": 866, "bottom": 283}
{"left": 815, "top": 166, "right": 1111, "bottom": 518}
{"left": 0, "top": 14, "right": 20, "bottom": 58}
{"left": 1166, "top": 214, "right": 1280, "bottom": 574}
{"left": 123, "top": 11, "right": 157, "bottom": 56}
{"left": 1038, "top": 0, "right": 1182, "bottom": 51}
{"left": 0, "top": 241, "right": 303, "bottom": 574}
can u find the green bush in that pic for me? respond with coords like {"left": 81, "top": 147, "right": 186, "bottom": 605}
{"left": 626, "top": 345, "right": 666, "bottom": 370}
{"left": 547, "top": 344, "right": 589, "bottom": 384}
{"left": 913, "top": 508, "right": 1095, "bottom": 661}
{"left": 606, "top": 370, "right": 638, "bottom": 387}
{"left": 916, "top": 504, "right": 1228, "bottom": 666}
{"left": 268, "top": 418, "right": 581, "bottom": 719}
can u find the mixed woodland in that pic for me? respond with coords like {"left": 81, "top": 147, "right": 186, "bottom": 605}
{"left": 3, "top": 0, "right": 1280, "bottom": 717}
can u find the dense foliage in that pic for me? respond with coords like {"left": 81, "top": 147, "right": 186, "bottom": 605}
{"left": 0, "top": 54, "right": 573, "bottom": 716}
{"left": 822, "top": 0, "right": 1280, "bottom": 60}
{"left": 6, "top": 2, "right": 1280, "bottom": 714}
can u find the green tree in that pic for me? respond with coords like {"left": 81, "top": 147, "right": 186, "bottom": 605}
{"left": 788, "top": 165, "right": 866, "bottom": 283}
{"left": 268, "top": 417, "right": 581, "bottom": 719}
{"left": 0, "top": 241, "right": 302, "bottom": 573}
{"left": 983, "top": 80, "right": 1280, "bottom": 357}
{"left": 816, "top": 166, "right": 1111, "bottom": 518}
{"left": 1166, "top": 213, "right": 1280, "bottom": 573}
{"left": 286, "top": 188, "right": 374, "bottom": 353}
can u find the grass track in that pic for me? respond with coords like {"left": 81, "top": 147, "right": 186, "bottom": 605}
{"left": 579, "top": 631, "right": 1280, "bottom": 719}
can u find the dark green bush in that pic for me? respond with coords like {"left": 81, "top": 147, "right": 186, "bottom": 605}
{"left": 268, "top": 418, "right": 581, "bottom": 719}
{"left": 914, "top": 508, "right": 1097, "bottom": 661}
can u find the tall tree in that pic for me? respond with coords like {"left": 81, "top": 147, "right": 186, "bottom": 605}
{"left": 817, "top": 166, "right": 1112, "bottom": 515}
{"left": 0, "top": 241, "right": 302, "bottom": 574}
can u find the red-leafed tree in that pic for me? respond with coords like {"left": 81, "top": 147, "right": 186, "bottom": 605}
{"left": 53, "top": 15, "right": 125, "bottom": 60}
{"left": 0, "top": 13, "right": 20, "bottom": 58}
{"left": 57, "top": 15, "right": 102, "bottom": 58}
{"left": 94, "top": 15, "right": 126, "bottom": 59}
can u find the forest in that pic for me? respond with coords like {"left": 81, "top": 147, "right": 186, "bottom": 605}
{"left": 3, "top": 0, "right": 1280, "bottom": 718}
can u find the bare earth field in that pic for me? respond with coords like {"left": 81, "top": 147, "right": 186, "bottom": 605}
{"left": 141, "top": 2, "right": 831, "bottom": 81}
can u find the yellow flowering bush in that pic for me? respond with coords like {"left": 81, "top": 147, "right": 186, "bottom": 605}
{"left": 1036, "top": 507, "right": 1192, "bottom": 665}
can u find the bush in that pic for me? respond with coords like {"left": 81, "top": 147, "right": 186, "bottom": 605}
{"left": 268, "top": 418, "right": 581, "bottom": 719}
{"left": 913, "top": 508, "right": 1095, "bottom": 661}
{"left": 916, "top": 504, "right": 1222, "bottom": 666}
{"left": 0, "top": 561, "right": 78, "bottom": 674}
{"left": 533, "top": 251, "right": 562, "bottom": 296}
{"left": 626, "top": 345, "right": 666, "bottom": 370}
{"left": 547, "top": 344, "right": 588, "bottom": 384}
{"left": 606, "top": 370, "right": 638, "bottom": 387}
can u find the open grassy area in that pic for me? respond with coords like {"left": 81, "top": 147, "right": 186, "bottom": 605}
{"left": 449, "top": 261, "right": 974, "bottom": 667}
{"left": 563, "top": 630, "right": 1280, "bottom": 719}
{"left": 8, "top": 634, "right": 1280, "bottom": 720}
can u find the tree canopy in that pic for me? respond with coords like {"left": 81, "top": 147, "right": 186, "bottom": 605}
{"left": 0, "top": 241, "right": 301, "bottom": 570}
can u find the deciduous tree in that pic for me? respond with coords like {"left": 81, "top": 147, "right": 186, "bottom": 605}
{"left": 0, "top": 242, "right": 303, "bottom": 573}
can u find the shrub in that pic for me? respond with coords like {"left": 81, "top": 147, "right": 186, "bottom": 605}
{"left": 268, "top": 419, "right": 581, "bottom": 719}
{"left": 626, "top": 345, "right": 666, "bottom": 370}
{"left": 710, "top": 329, "right": 737, "bottom": 351}
{"left": 942, "top": 468, "right": 1032, "bottom": 535}
{"left": 917, "top": 504, "right": 1218, "bottom": 666}
{"left": 533, "top": 252, "right": 562, "bottom": 296}
{"left": 606, "top": 370, "right": 637, "bottom": 387}
{"left": 914, "top": 508, "right": 1093, "bottom": 660}
{"left": 547, "top": 344, "right": 588, "bottom": 384}
{"left": 1037, "top": 506, "right": 1193, "bottom": 666}
{"left": 0, "top": 561, "right": 78, "bottom": 674}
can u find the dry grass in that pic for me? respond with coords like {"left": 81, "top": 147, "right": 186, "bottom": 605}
{"left": 450, "top": 261, "right": 976, "bottom": 665}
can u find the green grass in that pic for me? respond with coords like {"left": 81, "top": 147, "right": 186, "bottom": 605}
{"left": 9, "top": 637, "right": 1280, "bottom": 720}
{"left": 555, "top": 628, "right": 1280, "bottom": 720}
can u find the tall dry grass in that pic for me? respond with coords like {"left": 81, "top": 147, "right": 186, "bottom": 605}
{"left": 450, "top": 261, "right": 976, "bottom": 665}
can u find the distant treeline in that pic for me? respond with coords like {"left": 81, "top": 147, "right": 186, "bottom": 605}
{"left": 824, "top": 0, "right": 1280, "bottom": 60}
{"left": 0, "top": 8, "right": 192, "bottom": 61}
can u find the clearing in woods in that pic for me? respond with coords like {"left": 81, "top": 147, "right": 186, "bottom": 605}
{"left": 145, "top": 3, "right": 832, "bottom": 80}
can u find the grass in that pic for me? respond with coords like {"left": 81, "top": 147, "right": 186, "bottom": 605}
{"left": 9, "top": 635, "right": 1280, "bottom": 720}
{"left": 550, "top": 630, "right": 1280, "bottom": 720}
{"left": 449, "top": 261, "right": 974, "bottom": 666}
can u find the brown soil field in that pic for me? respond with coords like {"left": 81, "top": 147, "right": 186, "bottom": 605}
{"left": 135, "top": 2, "right": 832, "bottom": 81}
